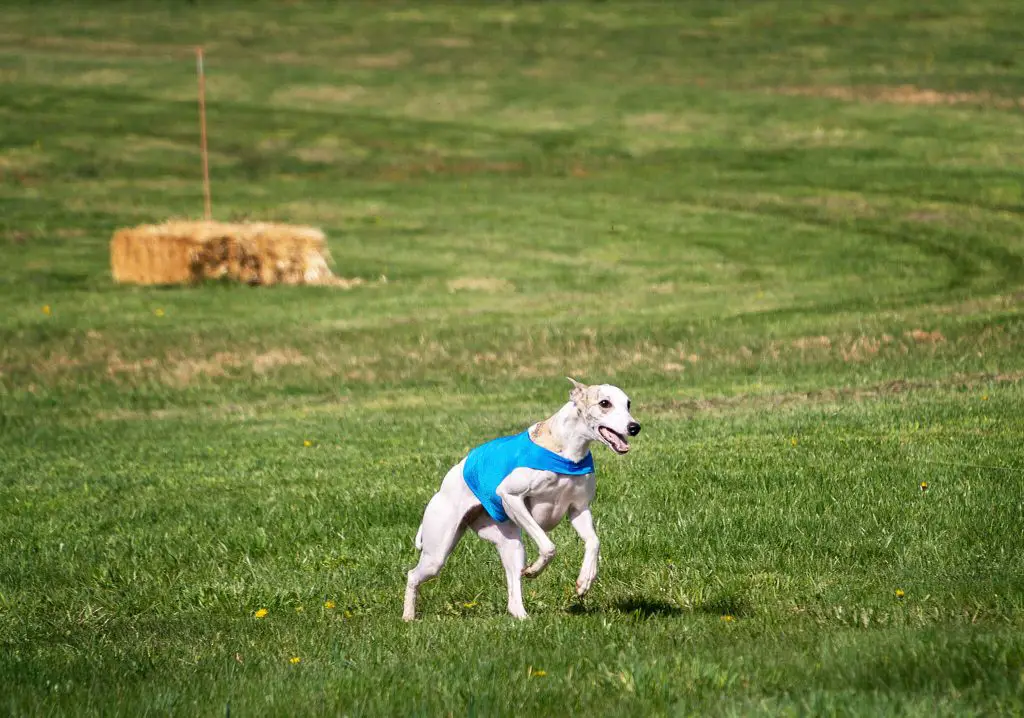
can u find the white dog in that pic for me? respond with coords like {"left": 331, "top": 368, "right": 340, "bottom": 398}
{"left": 403, "top": 378, "right": 640, "bottom": 620}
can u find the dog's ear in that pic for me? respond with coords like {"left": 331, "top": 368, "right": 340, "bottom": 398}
{"left": 566, "top": 376, "right": 587, "bottom": 405}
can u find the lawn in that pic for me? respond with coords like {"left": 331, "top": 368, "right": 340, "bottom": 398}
{"left": 1, "top": 1, "right": 1023, "bottom": 715}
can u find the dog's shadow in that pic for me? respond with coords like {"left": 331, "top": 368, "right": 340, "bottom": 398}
{"left": 566, "top": 594, "right": 750, "bottom": 620}
{"left": 612, "top": 596, "right": 685, "bottom": 618}
{"left": 564, "top": 596, "right": 683, "bottom": 618}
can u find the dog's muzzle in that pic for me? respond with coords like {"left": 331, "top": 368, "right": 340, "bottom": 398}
{"left": 598, "top": 425, "right": 633, "bottom": 455}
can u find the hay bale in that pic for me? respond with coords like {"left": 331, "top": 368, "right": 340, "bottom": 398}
{"left": 110, "top": 220, "right": 360, "bottom": 287}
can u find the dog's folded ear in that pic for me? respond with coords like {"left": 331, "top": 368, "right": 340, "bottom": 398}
{"left": 566, "top": 376, "right": 587, "bottom": 405}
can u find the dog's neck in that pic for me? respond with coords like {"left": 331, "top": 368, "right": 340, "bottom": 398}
{"left": 529, "top": 401, "right": 593, "bottom": 463}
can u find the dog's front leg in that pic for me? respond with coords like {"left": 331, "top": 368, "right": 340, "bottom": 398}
{"left": 569, "top": 505, "right": 600, "bottom": 597}
{"left": 496, "top": 470, "right": 557, "bottom": 578}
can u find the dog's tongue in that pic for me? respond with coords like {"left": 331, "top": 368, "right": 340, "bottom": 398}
{"left": 599, "top": 426, "right": 630, "bottom": 454}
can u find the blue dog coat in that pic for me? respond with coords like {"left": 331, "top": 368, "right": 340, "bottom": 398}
{"left": 463, "top": 430, "right": 595, "bottom": 522}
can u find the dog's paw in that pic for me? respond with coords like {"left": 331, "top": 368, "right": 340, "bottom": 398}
{"left": 575, "top": 567, "right": 597, "bottom": 596}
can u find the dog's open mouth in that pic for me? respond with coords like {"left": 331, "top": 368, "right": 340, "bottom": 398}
{"left": 598, "top": 426, "right": 630, "bottom": 455}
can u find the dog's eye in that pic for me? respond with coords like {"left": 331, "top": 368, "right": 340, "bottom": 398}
{"left": 627, "top": 400, "right": 632, "bottom": 411}
{"left": 599, "top": 399, "right": 612, "bottom": 409}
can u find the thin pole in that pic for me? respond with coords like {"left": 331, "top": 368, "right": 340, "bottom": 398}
{"left": 196, "top": 47, "right": 212, "bottom": 220}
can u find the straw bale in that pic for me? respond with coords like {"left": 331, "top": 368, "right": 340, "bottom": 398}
{"left": 110, "top": 220, "right": 359, "bottom": 287}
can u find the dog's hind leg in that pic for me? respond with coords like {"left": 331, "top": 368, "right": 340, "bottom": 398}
{"left": 404, "top": 460, "right": 478, "bottom": 621}
{"left": 472, "top": 514, "right": 528, "bottom": 619}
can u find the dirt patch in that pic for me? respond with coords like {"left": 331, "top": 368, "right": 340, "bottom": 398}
{"left": 840, "top": 335, "right": 887, "bottom": 362}
{"left": 167, "top": 352, "right": 242, "bottom": 384}
{"left": 251, "top": 348, "right": 311, "bottom": 374}
{"left": 792, "top": 335, "right": 832, "bottom": 350}
{"left": 775, "top": 85, "right": 1024, "bottom": 109}
{"left": 106, "top": 352, "right": 159, "bottom": 376}
{"left": 905, "top": 329, "right": 946, "bottom": 344}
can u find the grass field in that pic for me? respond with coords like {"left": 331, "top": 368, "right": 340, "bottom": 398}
{"left": 2, "top": 1, "right": 1024, "bottom": 715}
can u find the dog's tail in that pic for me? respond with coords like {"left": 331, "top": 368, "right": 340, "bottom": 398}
{"left": 414, "top": 524, "right": 423, "bottom": 551}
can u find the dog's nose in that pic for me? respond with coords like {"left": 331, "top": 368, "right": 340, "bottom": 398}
{"left": 627, "top": 422, "right": 641, "bottom": 437}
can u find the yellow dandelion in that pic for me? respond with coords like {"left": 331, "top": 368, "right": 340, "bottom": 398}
{"left": 324, "top": 600, "right": 335, "bottom": 609}
{"left": 982, "top": 395, "right": 989, "bottom": 401}
{"left": 303, "top": 440, "right": 312, "bottom": 447}
{"left": 42, "top": 305, "right": 51, "bottom": 315}
{"left": 253, "top": 608, "right": 268, "bottom": 619}
{"left": 154, "top": 308, "right": 165, "bottom": 317}
{"left": 528, "top": 666, "right": 547, "bottom": 678}
{"left": 290, "top": 656, "right": 301, "bottom": 664}
{"left": 463, "top": 601, "right": 478, "bottom": 609}
{"left": 344, "top": 609, "right": 353, "bottom": 618}
{"left": 919, "top": 481, "right": 929, "bottom": 492}
{"left": 790, "top": 437, "right": 798, "bottom": 447}
{"left": 295, "top": 606, "right": 304, "bottom": 613}
{"left": 721, "top": 615, "right": 735, "bottom": 622}
{"left": 895, "top": 589, "right": 905, "bottom": 600}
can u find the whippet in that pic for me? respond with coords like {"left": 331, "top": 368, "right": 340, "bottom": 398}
{"left": 403, "top": 378, "right": 641, "bottom": 620}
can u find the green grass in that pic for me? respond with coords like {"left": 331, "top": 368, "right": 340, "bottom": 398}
{"left": 2, "top": 1, "right": 1024, "bottom": 715}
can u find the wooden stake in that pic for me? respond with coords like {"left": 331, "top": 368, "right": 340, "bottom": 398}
{"left": 196, "top": 47, "right": 212, "bottom": 220}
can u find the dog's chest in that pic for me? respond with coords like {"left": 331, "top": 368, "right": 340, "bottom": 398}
{"left": 525, "top": 471, "right": 593, "bottom": 530}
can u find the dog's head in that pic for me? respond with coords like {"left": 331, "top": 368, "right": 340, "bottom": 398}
{"left": 567, "top": 377, "right": 641, "bottom": 455}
